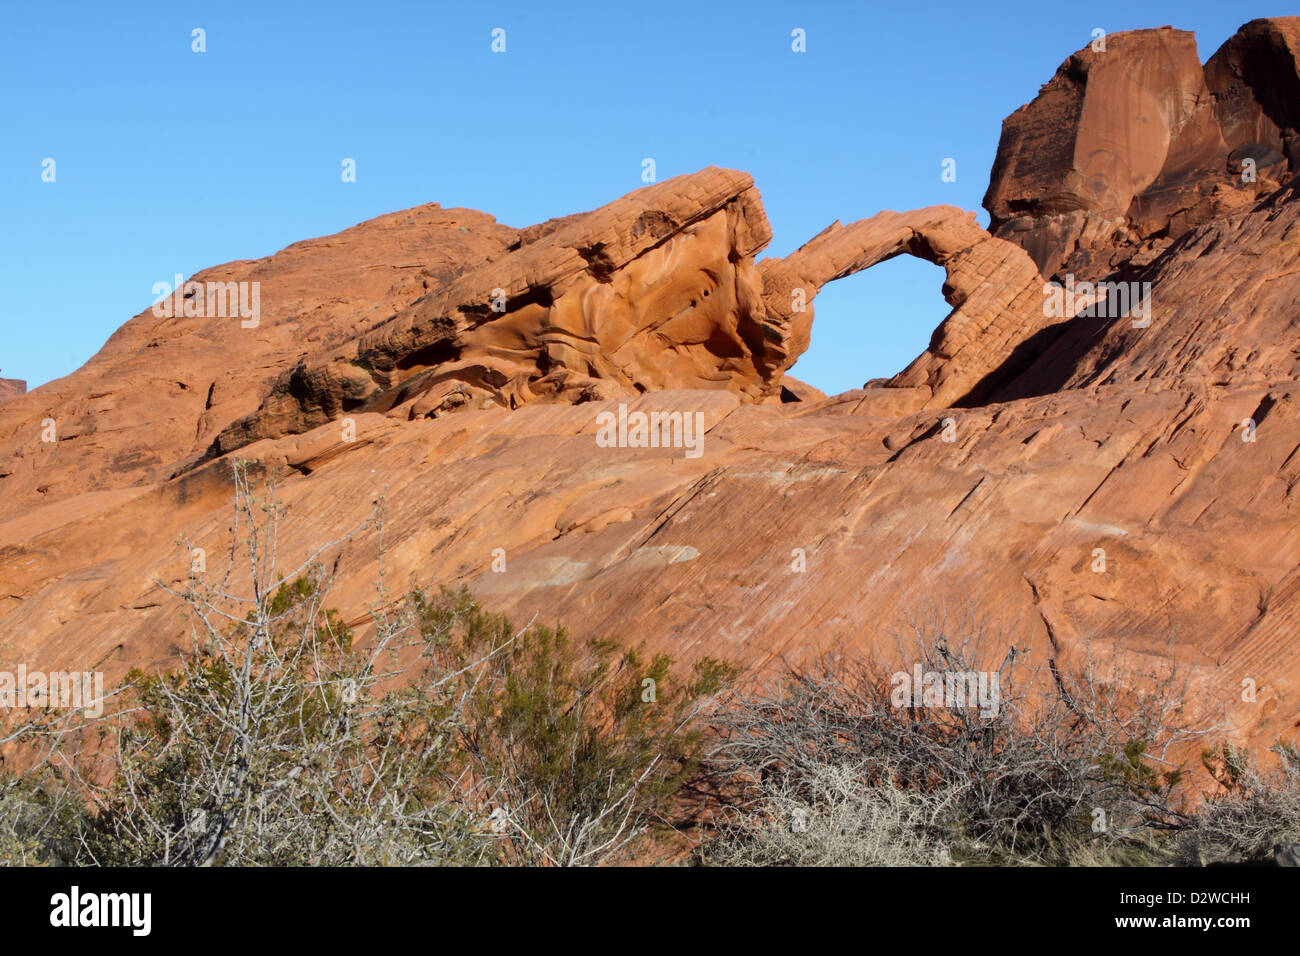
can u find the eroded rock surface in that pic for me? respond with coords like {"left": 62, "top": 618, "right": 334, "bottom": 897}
{"left": 202, "top": 169, "right": 782, "bottom": 462}
{"left": 3, "top": 19, "right": 1300, "bottom": 759}
{"left": 985, "top": 18, "right": 1300, "bottom": 281}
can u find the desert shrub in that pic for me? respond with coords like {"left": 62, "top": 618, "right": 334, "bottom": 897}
{"left": 698, "top": 760, "right": 956, "bottom": 866}
{"left": 0, "top": 677, "right": 97, "bottom": 865}
{"left": 1173, "top": 742, "right": 1300, "bottom": 865}
{"left": 700, "top": 605, "right": 1213, "bottom": 866}
{"left": 59, "top": 463, "right": 500, "bottom": 865}
{"left": 0, "top": 773, "right": 75, "bottom": 866}
{"left": 423, "top": 588, "right": 737, "bottom": 865}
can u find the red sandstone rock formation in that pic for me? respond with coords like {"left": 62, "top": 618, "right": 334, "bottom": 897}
{"left": 2, "top": 18, "right": 1299, "bottom": 757}
{"left": 985, "top": 18, "right": 1300, "bottom": 281}
{"left": 0, "top": 373, "right": 24, "bottom": 406}
{"left": 200, "top": 169, "right": 781, "bottom": 463}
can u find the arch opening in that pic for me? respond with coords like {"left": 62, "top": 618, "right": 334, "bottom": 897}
{"left": 786, "top": 254, "right": 949, "bottom": 397}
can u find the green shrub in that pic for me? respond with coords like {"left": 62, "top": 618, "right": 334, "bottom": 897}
{"left": 417, "top": 586, "right": 737, "bottom": 865}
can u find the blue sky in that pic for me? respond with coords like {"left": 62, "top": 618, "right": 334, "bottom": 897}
{"left": 0, "top": 0, "right": 1254, "bottom": 395}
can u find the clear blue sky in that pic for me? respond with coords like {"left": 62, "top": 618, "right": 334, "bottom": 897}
{"left": 0, "top": 0, "right": 1253, "bottom": 395}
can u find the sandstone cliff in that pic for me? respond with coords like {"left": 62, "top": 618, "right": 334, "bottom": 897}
{"left": 985, "top": 19, "right": 1300, "bottom": 281}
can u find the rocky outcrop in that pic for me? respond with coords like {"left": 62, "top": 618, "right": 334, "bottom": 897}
{"left": 0, "top": 372, "right": 24, "bottom": 405}
{"left": 980, "top": 174, "right": 1300, "bottom": 405}
{"left": 1206, "top": 18, "right": 1300, "bottom": 169}
{"left": 985, "top": 18, "right": 1300, "bottom": 281}
{"left": 0, "top": 202, "right": 519, "bottom": 512}
{"left": 197, "top": 173, "right": 1054, "bottom": 457}
{"left": 201, "top": 169, "right": 783, "bottom": 463}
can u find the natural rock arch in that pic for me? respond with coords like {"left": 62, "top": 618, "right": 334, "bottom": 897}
{"left": 756, "top": 206, "right": 1049, "bottom": 409}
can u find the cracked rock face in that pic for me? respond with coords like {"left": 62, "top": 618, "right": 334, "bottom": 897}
{"left": 3, "top": 19, "right": 1300, "bottom": 756}
{"left": 985, "top": 18, "right": 1300, "bottom": 282}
